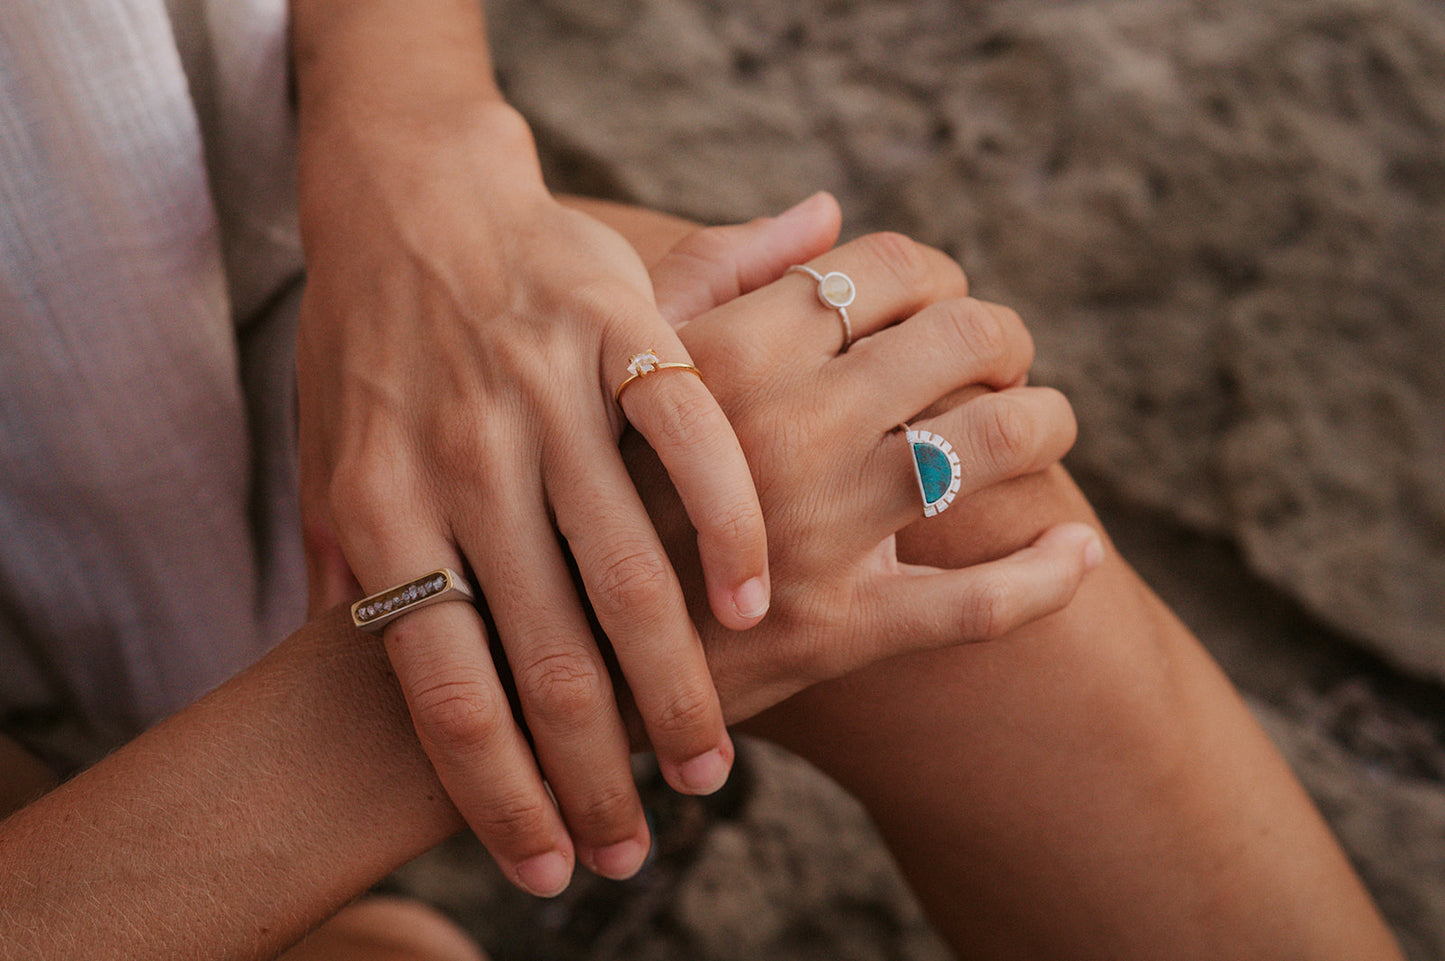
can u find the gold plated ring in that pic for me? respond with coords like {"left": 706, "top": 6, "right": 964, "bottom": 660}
{"left": 615, "top": 349, "right": 703, "bottom": 405}
{"left": 351, "top": 568, "right": 476, "bottom": 634}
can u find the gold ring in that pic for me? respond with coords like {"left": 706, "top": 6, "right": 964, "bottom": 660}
{"left": 351, "top": 568, "right": 476, "bottom": 634}
{"left": 615, "top": 349, "right": 703, "bottom": 405}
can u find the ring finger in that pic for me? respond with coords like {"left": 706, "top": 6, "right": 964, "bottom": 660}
{"left": 685, "top": 233, "right": 970, "bottom": 367}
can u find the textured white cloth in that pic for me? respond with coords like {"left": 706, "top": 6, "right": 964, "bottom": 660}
{"left": 0, "top": 0, "right": 306, "bottom": 769}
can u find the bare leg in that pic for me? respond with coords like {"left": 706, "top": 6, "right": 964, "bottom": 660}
{"left": 746, "top": 466, "right": 1403, "bottom": 960}
{"left": 562, "top": 198, "right": 1399, "bottom": 957}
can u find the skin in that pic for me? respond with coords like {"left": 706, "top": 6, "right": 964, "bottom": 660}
{"left": 641, "top": 205, "right": 1402, "bottom": 960}
{"left": 0, "top": 201, "right": 1403, "bottom": 961}
{"left": 0, "top": 212, "right": 1104, "bottom": 960}
{"left": 288, "top": 0, "right": 772, "bottom": 895}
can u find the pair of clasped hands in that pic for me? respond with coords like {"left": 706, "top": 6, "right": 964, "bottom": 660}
{"left": 297, "top": 156, "right": 1100, "bottom": 896}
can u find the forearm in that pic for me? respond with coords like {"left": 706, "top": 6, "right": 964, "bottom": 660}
{"left": 290, "top": 0, "right": 503, "bottom": 127}
{"left": 0, "top": 610, "right": 462, "bottom": 961}
{"left": 289, "top": 0, "right": 542, "bottom": 248}
{"left": 748, "top": 466, "right": 1402, "bottom": 960}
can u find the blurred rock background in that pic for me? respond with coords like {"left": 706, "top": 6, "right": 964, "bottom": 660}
{"left": 393, "top": 0, "right": 1445, "bottom": 957}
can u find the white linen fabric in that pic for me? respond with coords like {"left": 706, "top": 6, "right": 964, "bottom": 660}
{"left": 0, "top": 0, "right": 306, "bottom": 770}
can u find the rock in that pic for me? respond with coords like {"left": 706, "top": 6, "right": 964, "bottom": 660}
{"left": 1254, "top": 696, "right": 1445, "bottom": 961}
{"left": 668, "top": 743, "right": 951, "bottom": 961}
{"left": 486, "top": 0, "right": 1445, "bottom": 681}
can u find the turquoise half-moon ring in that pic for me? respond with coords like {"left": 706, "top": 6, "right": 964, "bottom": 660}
{"left": 906, "top": 429, "right": 963, "bottom": 517}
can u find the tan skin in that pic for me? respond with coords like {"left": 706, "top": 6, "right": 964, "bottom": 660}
{"left": 0, "top": 202, "right": 1401, "bottom": 961}
{"left": 289, "top": 0, "right": 770, "bottom": 895}
{"left": 0, "top": 208, "right": 1099, "bottom": 959}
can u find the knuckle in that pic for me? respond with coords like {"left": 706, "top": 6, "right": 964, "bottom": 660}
{"left": 783, "top": 594, "right": 850, "bottom": 679}
{"left": 514, "top": 649, "right": 609, "bottom": 726}
{"left": 649, "top": 683, "right": 717, "bottom": 740}
{"left": 570, "top": 783, "right": 641, "bottom": 839}
{"left": 591, "top": 544, "right": 673, "bottom": 623}
{"left": 998, "top": 304, "right": 1037, "bottom": 372}
{"left": 858, "top": 231, "right": 931, "bottom": 293}
{"left": 648, "top": 386, "right": 722, "bottom": 451}
{"left": 961, "top": 575, "right": 1013, "bottom": 640}
{"left": 432, "top": 421, "right": 498, "bottom": 483}
{"left": 1046, "top": 388, "right": 1081, "bottom": 455}
{"left": 673, "top": 225, "right": 738, "bottom": 274}
{"left": 328, "top": 458, "right": 404, "bottom": 539}
{"left": 469, "top": 790, "right": 556, "bottom": 850}
{"left": 410, "top": 678, "right": 510, "bottom": 755}
{"left": 943, "top": 298, "right": 1009, "bottom": 368}
{"left": 978, "top": 395, "right": 1034, "bottom": 473}
{"left": 698, "top": 494, "right": 764, "bottom": 549}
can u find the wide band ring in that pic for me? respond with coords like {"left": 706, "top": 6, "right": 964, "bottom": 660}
{"left": 788, "top": 264, "right": 855, "bottom": 353}
{"left": 906, "top": 429, "right": 963, "bottom": 517}
{"left": 615, "top": 348, "right": 703, "bottom": 405}
{"left": 351, "top": 568, "right": 476, "bottom": 634}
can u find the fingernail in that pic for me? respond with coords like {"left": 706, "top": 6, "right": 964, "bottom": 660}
{"left": 515, "top": 851, "right": 571, "bottom": 898}
{"left": 677, "top": 748, "right": 731, "bottom": 795}
{"left": 1083, "top": 534, "right": 1105, "bottom": 572}
{"left": 592, "top": 837, "right": 648, "bottom": 880}
{"left": 733, "top": 576, "right": 769, "bottom": 620}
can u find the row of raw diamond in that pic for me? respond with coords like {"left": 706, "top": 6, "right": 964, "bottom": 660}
{"left": 355, "top": 573, "right": 449, "bottom": 623}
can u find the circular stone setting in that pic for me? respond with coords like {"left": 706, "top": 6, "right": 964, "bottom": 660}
{"left": 818, "top": 271, "right": 857, "bottom": 308}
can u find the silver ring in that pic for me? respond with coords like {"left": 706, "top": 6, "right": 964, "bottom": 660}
{"left": 351, "top": 568, "right": 476, "bottom": 634}
{"left": 788, "top": 265, "right": 854, "bottom": 353}
{"left": 905, "top": 429, "right": 962, "bottom": 517}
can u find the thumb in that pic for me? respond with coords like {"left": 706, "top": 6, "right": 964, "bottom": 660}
{"left": 652, "top": 192, "right": 842, "bottom": 328}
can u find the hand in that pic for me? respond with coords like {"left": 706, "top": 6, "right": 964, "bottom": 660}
{"left": 628, "top": 231, "right": 1103, "bottom": 726}
{"left": 293, "top": 100, "right": 838, "bottom": 896}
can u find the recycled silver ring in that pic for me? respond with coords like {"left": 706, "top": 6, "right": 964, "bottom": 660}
{"left": 905, "top": 428, "right": 962, "bottom": 517}
{"left": 788, "top": 264, "right": 855, "bottom": 353}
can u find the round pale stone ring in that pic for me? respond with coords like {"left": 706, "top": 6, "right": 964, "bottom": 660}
{"left": 788, "top": 264, "right": 855, "bottom": 353}
{"left": 351, "top": 568, "right": 476, "bottom": 634}
{"left": 905, "top": 429, "right": 963, "bottom": 517}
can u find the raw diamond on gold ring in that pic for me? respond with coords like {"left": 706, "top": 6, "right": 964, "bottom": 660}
{"left": 627, "top": 350, "right": 661, "bottom": 377}
{"left": 615, "top": 350, "right": 704, "bottom": 405}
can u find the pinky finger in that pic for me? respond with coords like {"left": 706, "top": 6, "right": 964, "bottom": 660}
{"left": 881, "top": 522, "right": 1105, "bottom": 649}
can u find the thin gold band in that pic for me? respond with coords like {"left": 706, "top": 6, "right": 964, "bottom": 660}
{"left": 615, "top": 358, "right": 703, "bottom": 405}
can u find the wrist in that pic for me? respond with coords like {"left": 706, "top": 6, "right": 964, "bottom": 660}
{"left": 291, "top": 0, "right": 503, "bottom": 114}
{"left": 290, "top": 0, "right": 529, "bottom": 175}
{"left": 295, "top": 98, "right": 546, "bottom": 251}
